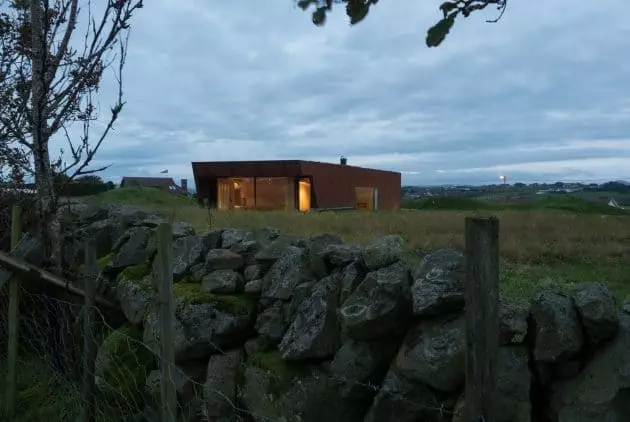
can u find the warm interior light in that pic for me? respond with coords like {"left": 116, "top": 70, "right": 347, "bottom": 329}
{"left": 298, "top": 179, "right": 311, "bottom": 212}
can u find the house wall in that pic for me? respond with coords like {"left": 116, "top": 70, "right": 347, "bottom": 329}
{"left": 300, "top": 162, "right": 401, "bottom": 210}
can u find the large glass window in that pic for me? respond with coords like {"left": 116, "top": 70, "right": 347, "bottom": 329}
{"left": 255, "top": 177, "right": 294, "bottom": 210}
{"left": 217, "top": 177, "right": 295, "bottom": 210}
{"left": 217, "top": 177, "right": 255, "bottom": 210}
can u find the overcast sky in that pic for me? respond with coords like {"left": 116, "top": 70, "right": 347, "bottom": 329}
{"left": 50, "top": 0, "right": 630, "bottom": 188}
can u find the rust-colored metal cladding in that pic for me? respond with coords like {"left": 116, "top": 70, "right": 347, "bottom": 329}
{"left": 191, "top": 159, "right": 401, "bottom": 211}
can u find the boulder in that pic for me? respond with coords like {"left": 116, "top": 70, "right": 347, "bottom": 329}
{"left": 255, "top": 235, "right": 304, "bottom": 272}
{"left": 220, "top": 228, "right": 248, "bottom": 249}
{"left": 240, "top": 351, "right": 365, "bottom": 422}
{"left": 329, "top": 338, "right": 400, "bottom": 401}
{"left": 279, "top": 274, "right": 342, "bottom": 360}
{"left": 204, "top": 349, "right": 246, "bottom": 421}
{"left": 255, "top": 301, "right": 290, "bottom": 346}
{"left": 361, "top": 235, "right": 405, "bottom": 271}
{"left": 200, "top": 229, "right": 223, "bottom": 252}
{"left": 320, "top": 243, "right": 363, "bottom": 268}
{"left": 244, "top": 279, "right": 265, "bottom": 295}
{"left": 110, "top": 226, "right": 154, "bottom": 272}
{"left": 304, "top": 233, "right": 343, "bottom": 279}
{"left": 338, "top": 261, "right": 412, "bottom": 340}
{"left": 339, "top": 262, "right": 365, "bottom": 305}
{"left": 262, "top": 246, "right": 308, "bottom": 301}
{"left": 230, "top": 240, "right": 263, "bottom": 267}
{"left": 172, "top": 235, "right": 204, "bottom": 279}
{"left": 143, "top": 283, "right": 255, "bottom": 362}
{"left": 530, "top": 290, "right": 584, "bottom": 362}
{"left": 204, "top": 249, "right": 245, "bottom": 272}
{"left": 572, "top": 282, "right": 619, "bottom": 344}
{"left": 550, "top": 313, "right": 630, "bottom": 422}
{"left": 286, "top": 281, "right": 317, "bottom": 319}
{"left": 244, "top": 264, "right": 263, "bottom": 281}
{"left": 364, "top": 369, "right": 451, "bottom": 422}
{"left": 145, "top": 361, "right": 205, "bottom": 411}
{"left": 202, "top": 269, "right": 245, "bottom": 294}
{"left": 246, "top": 226, "right": 280, "bottom": 244}
{"left": 394, "top": 315, "right": 466, "bottom": 392}
{"left": 499, "top": 295, "right": 529, "bottom": 344}
{"left": 411, "top": 249, "right": 466, "bottom": 317}
{"left": 114, "top": 262, "right": 153, "bottom": 325}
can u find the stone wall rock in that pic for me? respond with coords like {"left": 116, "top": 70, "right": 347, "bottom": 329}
{"left": 52, "top": 202, "right": 629, "bottom": 422}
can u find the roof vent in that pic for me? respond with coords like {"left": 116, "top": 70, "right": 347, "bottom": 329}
{"left": 340, "top": 156, "right": 347, "bottom": 165}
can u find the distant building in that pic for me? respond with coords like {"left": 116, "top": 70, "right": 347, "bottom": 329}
{"left": 120, "top": 176, "right": 187, "bottom": 195}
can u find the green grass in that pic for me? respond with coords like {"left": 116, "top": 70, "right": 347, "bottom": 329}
{"left": 501, "top": 262, "right": 630, "bottom": 306}
{"left": 0, "top": 357, "right": 82, "bottom": 422}
{"left": 88, "top": 188, "right": 630, "bottom": 306}
{"left": 87, "top": 187, "right": 197, "bottom": 208}
{"left": 403, "top": 195, "right": 629, "bottom": 215}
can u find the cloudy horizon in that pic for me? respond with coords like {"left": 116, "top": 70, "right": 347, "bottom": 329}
{"left": 47, "top": 0, "right": 630, "bottom": 188}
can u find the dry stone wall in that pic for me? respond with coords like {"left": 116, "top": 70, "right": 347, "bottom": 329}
{"left": 56, "top": 202, "right": 630, "bottom": 422}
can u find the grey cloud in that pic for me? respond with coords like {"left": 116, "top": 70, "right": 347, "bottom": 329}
{"left": 69, "top": 0, "right": 630, "bottom": 188}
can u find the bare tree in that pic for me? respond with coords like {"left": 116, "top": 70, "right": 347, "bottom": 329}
{"left": 0, "top": 0, "right": 143, "bottom": 262}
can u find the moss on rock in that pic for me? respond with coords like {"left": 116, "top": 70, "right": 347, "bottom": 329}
{"left": 96, "top": 252, "right": 114, "bottom": 270}
{"left": 96, "top": 323, "right": 154, "bottom": 409}
{"left": 247, "top": 350, "right": 310, "bottom": 397}
{"left": 172, "top": 283, "right": 254, "bottom": 315}
{"left": 77, "top": 252, "right": 115, "bottom": 275}
{"left": 115, "top": 261, "right": 152, "bottom": 291}
{"left": 248, "top": 350, "right": 296, "bottom": 382}
{"left": 118, "top": 261, "right": 152, "bottom": 281}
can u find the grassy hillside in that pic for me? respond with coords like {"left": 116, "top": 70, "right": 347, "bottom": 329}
{"left": 403, "top": 195, "right": 629, "bottom": 215}
{"left": 86, "top": 188, "right": 630, "bottom": 305}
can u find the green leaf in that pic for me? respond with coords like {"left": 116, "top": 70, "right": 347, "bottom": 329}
{"left": 312, "top": 7, "right": 327, "bottom": 26}
{"left": 297, "top": 0, "right": 315, "bottom": 11}
{"left": 346, "top": 0, "right": 370, "bottom": 25}
{"left": 439, "top": 1, "right": 458, "bottom": 18}
{"left": 425, "top": 15, "right": 456, "bottom": 48}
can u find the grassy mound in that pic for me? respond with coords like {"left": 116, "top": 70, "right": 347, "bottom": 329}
{"left": 88, "top": 187, "right": 196, "bottom": 208}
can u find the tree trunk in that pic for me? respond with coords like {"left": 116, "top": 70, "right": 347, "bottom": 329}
{"left": 30, "top": 0, "right": 57, "bottom": 262}
{"left": 31, "top": 0, "right": 64, "bottom": 373}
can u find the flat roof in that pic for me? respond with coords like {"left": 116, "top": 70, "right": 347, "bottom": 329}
{"left": 191, "top": 159, "right": 401, "bottom": 175}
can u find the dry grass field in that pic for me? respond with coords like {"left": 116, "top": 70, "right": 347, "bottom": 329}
{"left": 90, "top": 188, "right": 630, "bottom": 305}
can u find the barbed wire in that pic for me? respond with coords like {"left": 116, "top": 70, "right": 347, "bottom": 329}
{"left": 0, "top": 281, "right": 463, "bottom": 422}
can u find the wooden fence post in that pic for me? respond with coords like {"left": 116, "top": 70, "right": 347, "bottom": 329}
{"left": 156, "top": 222, "right": 177, "bottom": 422}
{"left": 5, "top": 205, "right": 22, "bottom": 418}
{"left": 464, "top": 217, "right": 500, "bottom": 422}
{"left": 82, "top": 240, "right": 97, "bottom": 422}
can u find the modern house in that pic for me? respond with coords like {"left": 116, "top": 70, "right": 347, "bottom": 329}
{"left": 120, "top": 176, "right": 188, "bottom": 195}
{"left": 191, "top": 158, "right": 401, "bottom": 211}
